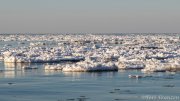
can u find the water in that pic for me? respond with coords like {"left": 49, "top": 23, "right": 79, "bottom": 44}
{"left": 0, "top": 40, "right": 180, "bottom": 101}
{"left": 0, "top": 62, "right": 180, "bottom": 101}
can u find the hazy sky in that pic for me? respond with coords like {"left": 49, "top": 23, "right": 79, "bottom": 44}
{"left": 0, "top": 0, "right": 180, "bottom": 33}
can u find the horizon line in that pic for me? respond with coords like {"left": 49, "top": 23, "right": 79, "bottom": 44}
{"left": 0, "top": 32, "right": 180, "bottom": 35}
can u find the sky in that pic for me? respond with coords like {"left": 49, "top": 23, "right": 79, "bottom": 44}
{"left": 0, "top": 0, "right": 180, "bottom": 33}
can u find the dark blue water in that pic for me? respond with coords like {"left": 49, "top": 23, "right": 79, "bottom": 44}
{"left": 0, "top": 61, "right": 180, "bottom": 101}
